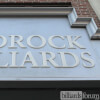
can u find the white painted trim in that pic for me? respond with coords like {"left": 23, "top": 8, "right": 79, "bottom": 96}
{"left": 0, "top": 7, "right": 99, "bottom": 39}
{"left": 0, "top": 7, "right": 72, "bottom": 16}
{"left": 86, "top": 18, "right": 98, "bottom": 39}
{"left": 67, "top": 8, "right": 99, "bottom": 39}
{"left": 68, "top": 8, "right": 78, "bottom": 25}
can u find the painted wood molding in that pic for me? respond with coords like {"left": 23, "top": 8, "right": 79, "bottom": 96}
{"left": 0, "top": 7, "right": 99, "bottom": 40}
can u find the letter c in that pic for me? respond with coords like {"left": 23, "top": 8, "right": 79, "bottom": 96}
{"left": 48, "top": 35, "right": 66, "bottom": 49}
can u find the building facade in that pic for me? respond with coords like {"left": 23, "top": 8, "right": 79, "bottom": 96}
{"left": 0, "top": 0, "right": 100, "bottom": 100}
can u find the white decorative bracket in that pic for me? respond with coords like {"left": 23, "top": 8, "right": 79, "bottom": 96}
{"left": 68, "top": 8, "right": 100, "bottom": 40}
{"left": 0, "top": 7, "right": 99, "bottom": 39}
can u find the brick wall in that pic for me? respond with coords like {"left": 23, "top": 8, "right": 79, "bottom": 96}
{"left": 0, "top": 0, "right": 100, "bottom": 28}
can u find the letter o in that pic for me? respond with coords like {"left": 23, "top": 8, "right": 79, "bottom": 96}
{"left": 27, "top": 35, "right": 46, "bottom": 49}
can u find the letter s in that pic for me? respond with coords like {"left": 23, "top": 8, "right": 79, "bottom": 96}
{"left": 81, "top": 52, "right": 95, "bottom": 68}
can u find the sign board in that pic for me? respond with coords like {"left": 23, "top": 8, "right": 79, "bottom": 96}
{"left": 0, "top": 17, "right": 100, "bottom": 80}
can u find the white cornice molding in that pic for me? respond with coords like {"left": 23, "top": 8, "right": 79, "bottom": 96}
{"left": 67, "top": 8, "right": 99, "bottom": 40}
{"left": 0, "top": 7, "right": 72, "bottom": 16}
{"left": 0, "top": 7, "right": 99, "bottom": 40}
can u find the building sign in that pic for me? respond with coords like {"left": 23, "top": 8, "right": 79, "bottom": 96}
{"left": 0, "top": 17, "right": 100, "bottom": 80}
{"left": 0, "top": 35, "right": 94, "bottom": 68}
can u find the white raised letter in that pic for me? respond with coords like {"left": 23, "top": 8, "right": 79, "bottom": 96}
{"left": 66, "top": 35, "right": 85, "bottom": 49}
{"left": 10, "top": 51, "right": 19, "bottom": 68}
{"left": 59, "top": 52, "right": 79, "bottom": 68}
{"left": 27, "top": 35, "right": 46, "bottom": 49}
{"left": 81, "top": 52, "right": 95, "bottom": 68}
{"left": 48, "top": 35, "right": 66, "bottom": 49}
{"left": 40, "top": 52, "right": 59, "bottom": 68}
{"left": 21, "top": 51, "right": 38, "bottom": 67}
{"left": 0, "top": 35, "right": 7, "bottom": 48}
{"left": 9, "top": 35, "right": 26, "bottom": 48}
